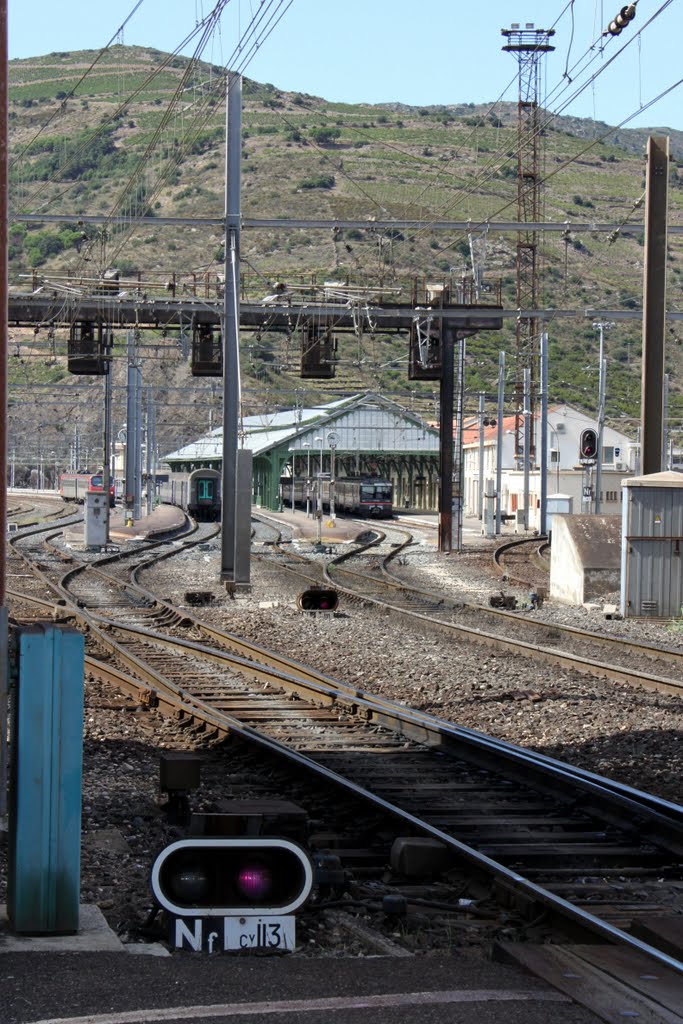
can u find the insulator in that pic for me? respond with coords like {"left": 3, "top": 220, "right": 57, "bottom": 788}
{"left": 607, "top": 4, "right": 636, "bottom": 34}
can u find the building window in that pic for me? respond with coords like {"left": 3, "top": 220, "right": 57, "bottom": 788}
{"left": 603, "top": 446, "right": 614, "bottom": 464}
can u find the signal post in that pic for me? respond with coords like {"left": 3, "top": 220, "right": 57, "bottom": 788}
{"left": 579, "top": 428, "right": 598, "bottom": 513}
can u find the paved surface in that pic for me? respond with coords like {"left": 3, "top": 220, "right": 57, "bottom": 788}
{"left": 0, "top": 935, "right": 603, "bottom": 1024}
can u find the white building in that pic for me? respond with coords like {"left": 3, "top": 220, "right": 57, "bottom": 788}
{"left": 462, "top": 404, "right": 636, "bottom": 532}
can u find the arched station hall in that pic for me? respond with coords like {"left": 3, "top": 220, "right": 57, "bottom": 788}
{"left": 162, "top": 392, "right": 441, "bottom": 512}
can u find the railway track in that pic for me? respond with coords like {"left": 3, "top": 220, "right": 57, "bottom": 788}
{"left": 253, "top": 517, "right": 683, "bottom": 700}
{"left": 6, "top": 513, "right": 683, "bottom": 1014}
{"left": 492, "top": 535, "right": 551, "bottom": 595}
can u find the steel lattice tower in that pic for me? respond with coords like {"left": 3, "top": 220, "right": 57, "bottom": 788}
{"left": 502, "top": 24, "right": 555, "bottom": 458}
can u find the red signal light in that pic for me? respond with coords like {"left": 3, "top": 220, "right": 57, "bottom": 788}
{"left": 579, "top": 429, "right": 598, "bottom": 460}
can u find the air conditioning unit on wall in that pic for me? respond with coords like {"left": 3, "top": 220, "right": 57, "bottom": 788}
{"left": 615, "top": 462, "right": 627, "bottom": 471}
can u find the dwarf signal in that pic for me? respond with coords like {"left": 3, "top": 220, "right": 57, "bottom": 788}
{"left": 151, "top": 837, "right": 314, "bottom": 952}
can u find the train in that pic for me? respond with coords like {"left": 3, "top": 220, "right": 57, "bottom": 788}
{"left": 156, "top": 468, "right": 222, "bottom": 522}
{"left": 280, "top": 476, "right": 394, "bottom": 518}
{"left": 60, "top": 471, "right": 115, "bottom": 507}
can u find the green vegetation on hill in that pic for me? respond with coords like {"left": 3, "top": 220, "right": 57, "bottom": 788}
{"left": 7, "top": 45, "right": 683, "bottom": 457}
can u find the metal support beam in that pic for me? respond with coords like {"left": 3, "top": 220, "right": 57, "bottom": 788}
{"left": 641, "top": 135, "right": 670, "bottom": 476}
{"left": 8, "top": 294, "right": 683, "bottom": 330}
{"left": 14, "top": 213, "right": 683, "bottom": 235}
{"left": 438, "top": 324, "right": 455, "bottom": 553}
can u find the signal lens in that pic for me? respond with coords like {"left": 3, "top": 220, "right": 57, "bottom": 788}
{"left": 237, "top": 861, "right": 273, "bottom": 900}
{"left": 169, "top": 862, "right": 210, "bottom": 903}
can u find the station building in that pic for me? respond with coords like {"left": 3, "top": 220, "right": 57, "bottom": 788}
{"left": 162, "top": 392, "right": 441, "bottom": 512}
{"left": 163, "top": 394, "right": 638, "bottom": 524}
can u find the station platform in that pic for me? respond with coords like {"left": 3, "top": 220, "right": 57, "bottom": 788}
{"left": 0, "top": 936, "right": 601, "bottom": 1024}
{"left": 108, "top": 502, "right": 187, "bottom": 542}
{"left": 254, "top": 505, "right": 388, "bottom": 545}
{"left": 257, "top": 506, "right": 505, "bottom": 549}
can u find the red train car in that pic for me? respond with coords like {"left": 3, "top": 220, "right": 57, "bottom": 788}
{"left": 60, "top": 472, "right": 115, "bottom": 507}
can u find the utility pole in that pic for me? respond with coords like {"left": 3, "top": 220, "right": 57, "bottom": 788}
{"left": 495, "top": 351, "right": 505, "bottom": 535}
{"left": 0, "top": 0, "right": 8, "bottom": 606}
{"left": 539, "top": 332, "right": 548, "bottom": 534}
{"left": 641, "top": 135, "right": 670, "bottom": 475}
{"left": 663, "top": 374, "right": 670, "bottom": 469}
{"left": 593, "top": 320, "right": 612, "bottom": 511}
{"left": 102, "top": 328, "right": 113, "bottom": 539}
{"left": 438, "top": 323, "right": 455, "bottom": 553}
{"left": 0, "top": 0, "right": 7, "bottom": 822}
{"left": 125, "top": 330, "right": 142, "bottom": 521}
{"left": 523, "top": 368, "right": 531, "bottom": 531}
{"left": 221, "top": 71, "right": 247, "bottom": 584}
{"left": 145, "top": 386, "right": 155, "bottom": 516}
{"left": 453, "top": 333, "right": 466, "bottom": 552}
{"left": 478, "top": 393, "right": 485, "bottom": 522}
{"left": 327, "top": 431, "right": 338, "bottom": 519}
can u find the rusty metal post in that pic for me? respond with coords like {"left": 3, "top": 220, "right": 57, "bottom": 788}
{"left": 0, "top": 0, "right": 9, "bottom": 820}
{"left": 641, "top": 136, "right": 670, "bottom": 476}
{"left": 438, "top": 323, "right": 454, "bottom": 553}
{"left": 0, "top": 0, "right": 8, "bottom": 603}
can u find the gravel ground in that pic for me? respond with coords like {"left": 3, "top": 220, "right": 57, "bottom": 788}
{"left": 148, "top": 536, "right": 683, "bottom": 806}
{"left": 3, "top": 533, "right": 683, "bottom": 953}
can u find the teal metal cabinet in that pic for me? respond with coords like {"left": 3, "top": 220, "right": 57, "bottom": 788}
{"left": 8, "top": 625, "right": 84, "bottom": 934}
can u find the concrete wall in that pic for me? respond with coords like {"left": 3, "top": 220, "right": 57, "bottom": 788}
{"left": 549, "top": 514, "right": 621, "bottom": 605}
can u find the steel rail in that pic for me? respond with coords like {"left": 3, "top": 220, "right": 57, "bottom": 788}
{"left": 324, "top": 567, "right": 683, "bottom": 698}
{"left": 279, "top": 524, "right": 683, "bottom": 697}
{"left": 8, "top": 538, "right": 683, "bottom": 976}
{"left": 255, "top": 517, "right": 683, "bottom": 692}
{"left": 76, "top": 622, "right": 683, "bottom": 979}
{"left": 379, "top": 527, "right": 683, "bottom": 673}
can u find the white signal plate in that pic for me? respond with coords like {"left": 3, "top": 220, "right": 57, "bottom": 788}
{"left": 224, "top": 915, "right": 296, "bottom": 951}
{"left": 173, "top": 915, "right": 297, "bottom": 952}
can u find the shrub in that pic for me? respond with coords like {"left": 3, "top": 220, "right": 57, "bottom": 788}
{"left": 297, "top": 174, "right": 335, "bottom": 190}
{"left": 309, "top": 127, "right": 341, "bottom": 145}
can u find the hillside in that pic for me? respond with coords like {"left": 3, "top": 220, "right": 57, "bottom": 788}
{"left": 6, "top": 46, "right": 683, "bottom": 476}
